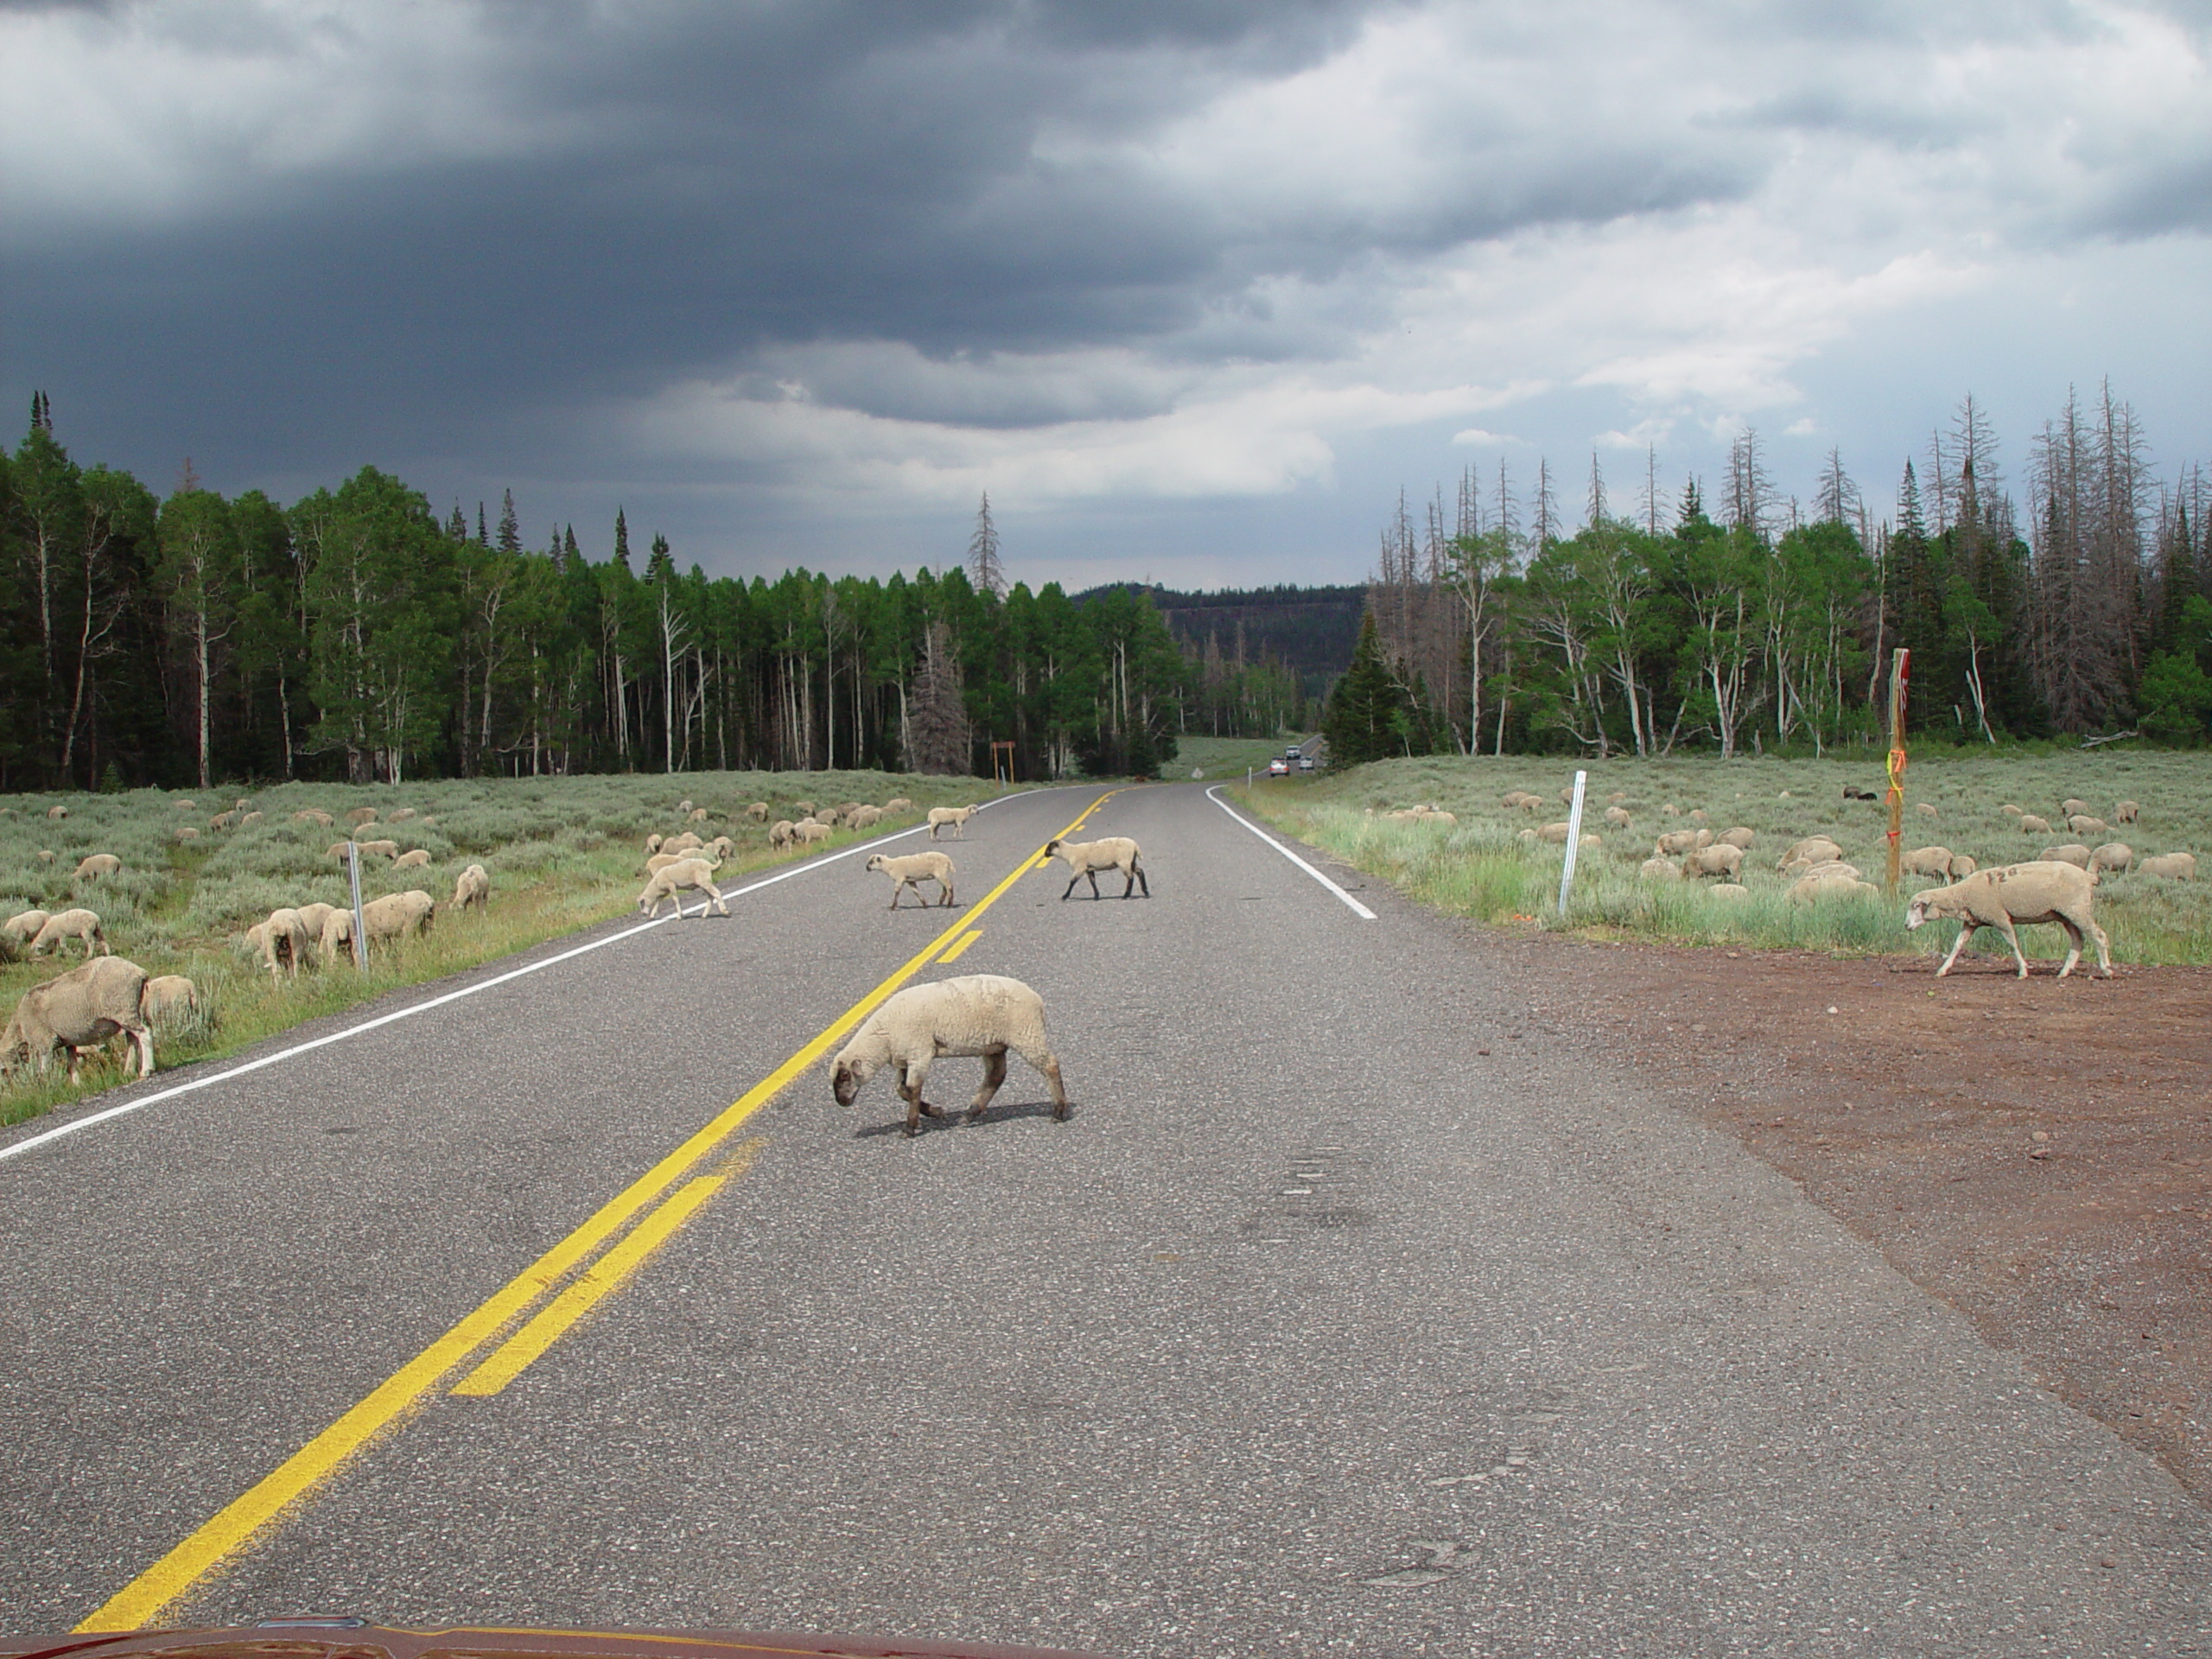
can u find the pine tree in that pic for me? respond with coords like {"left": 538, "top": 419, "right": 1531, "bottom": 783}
{"left": 476, "top": 502, "right": 489, "bottom": 546}
{"left": 968, "top": 492, "right": 1004, "bottom": 596}
{"left": 446, "top": 502, "right": 468, "bottom": 542}
{"left": 613, "top": 505, "right": 632, "bottom": 569}
{"left": 497, "top": 489, "right": 522, "bottom": 556}
{"left": 1322, "top": 612, "right": 1407, "bottom": 766}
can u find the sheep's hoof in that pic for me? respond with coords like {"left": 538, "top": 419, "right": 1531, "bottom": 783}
{"left": 918, "top": 1102, "right": 945, "bottom": 1118}
{"left": 964, "top": 1106, "right": 987, "bottom": 1123}
{"left": 1052, "top": 1104, "right": 1071, "bottom": 1121}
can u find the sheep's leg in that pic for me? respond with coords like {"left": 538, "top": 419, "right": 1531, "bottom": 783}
{"left": 1016, "top": 1043, "right": 1071, "bottom": 1119}
{"left": 1059, "top": 870, "right": 1080, "bottom": 901}
{"left": 937, "top": 877, "right": 955, "bottom": 907}
{"left": 2088, "top": 918, "right": 2113, "bottom": 977}
{"left": 887, "top": 883, "right": 904, "bottom": 910}
{"left": 1936, "top": 921, "right": 1977, "bottom": 976}
{"left": 967, "top": 1048, "right": 1007, "bottom": 1122}
{"left": 132, "top": 1025, "right": 155, "bottom": 1080}
{"left": 1130, "top": 863, "right": 1149, "bottom": 897}
{"left": 1995, "top": 918, "right": 2031, "bottom": 978}
{"left": 1084, "top": 869, "right": 1103, "bottom": 899}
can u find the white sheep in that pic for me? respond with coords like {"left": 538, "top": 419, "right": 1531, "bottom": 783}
{"left": 884, "top": 797, "right": 913, "bottom": 813}
{"left": 2037, "top": 843, "right": 2093, "bottom": 870}
{"left": 294, "top": 808, "right": 333, "bottom": 826}
{"left": 1916, "top": 802, "right": 1939, "bottom": 820}
{"left": 706, "top": 836, "right": 735, "bottom": 860}
{"left": 2068, "top": 815, "right": 2108, "bottom": 837}
{"left": 2000, "top": 804, "right": 2024, "bottom": 817}
{"left": 867, "top": 850, "right": 957, "bottom": 908}
{"left": 849, "top": 805, "right": 884, "bottom": 831}
{"left": 746, "top": 802, "right": 771, "bottom": 822}
{"left": 2139, "top": 852, "right": 2196, "bottom": 880}
{"left": 645, "top": 832, "right": 664, "bottom": 856}
{"left": 928, "top": 804, "right": 979, "bottom": 840}
{"left": 1043, "top": 836, "right": 1149, "bottom": 899}
{"left": 1603, "top": 805, "right": 1632, "bottom": 830}
{"left": 140, "top": 974, "right": 200, "bottom": 1025}
{"left": 769, "top": 819, "right": 797, "bottom": 849}
{"left": 2089, "top": 842, "right": 2133, "bottom": 874}
{"left": 1719, "top": 827, "right": 1756, "bottom": 850}
{"left": 646, "top": 849, "right": 721, "bottom": 878}
{"left": 46, "top": 803, "right": 68, "bottom": 820}
{"left": 31, "top": 908, "right": 109, "bottom": 957}
{"left": 830, "top": 973, "right": 1069, "bottom": 1137}
{"left": 73, "top": 853, "right": 122, "bottom": 880}
{"left": 1709, "top": 882, "right": 1749, "bottom": 899}
{"left": 1637, "top": 855, "right": 1681, "bottom": 881}
{"left": 793, "top": 819, "right": 832, "bottom": 846}
{"left": 637, "top": 858, "right": 729, "bottom": 919}
{"left": 791, "top": 799, "right": 817, "bottom": 819}
{"left": 454, "top": 863, "right": 491, "bottom": 910}
{"left": 393, "top": 848, "right": 431, "bottom": 870}
{"left": 2018, "top": 814, "right": 2051, "bottom": 835}
{"left": 4, "top": 909, "right": 52, "bottom": 946}
{"left": 2114, "top": 800, "right": 2140, "bottom": 824}
{"left": 318, "top": 906, "right": 355, "bottom": 964}
{"left": 1778, "top": 836, "right": 1844, "bottom": 870}
{"left": 2061, "top": 798, "right": 2091, "bottom": 819}
{"left": 662, "top": 830, "right": 705, "bottom": 855}
{"left": 258, "top": 907, "right": 312, "bottom": 979}
{"left": 1902, "top": 845, "right": 1956, "bottom": 879}
{"left": 2, "top": 956, "right": 152, "bottom": 1082}
{"left": 388, "top": 806, "right": 416, "bottom": 823}
{"left": 688, "top": 807, "right": 709, "bottom": 823}
{"left": 1655, "top": 828, "right": 1708, "bottom": 856}
{"left": 1906, "top": 861, "right": 2112, "bottom": 979}
{"left": 346, "top": 806, "right": 378, "bottom": 826}
{"left": 239, "top": 810, "right": 263, "bottom": 827}
{"left": 1789, "top": 871, "right": 1878, "bottom": 903}
{"left": 174, "top": 826, "right": 199, "bottom": 843}
{"left": 1681, "top": 844, "right": 1744, "bottom": 880}
{"left": 361, "top": 889, "right": 437, "bottom": 948}
{"left": 1688, "top": 808, "right": 1709, "bottom": 824}
{"left": 678, "top": 798, "right": 695, "bottom": 814}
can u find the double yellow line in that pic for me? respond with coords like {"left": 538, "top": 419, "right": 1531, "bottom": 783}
{"left": 79, "top": 791, "right": 1118, "bottom": 1632}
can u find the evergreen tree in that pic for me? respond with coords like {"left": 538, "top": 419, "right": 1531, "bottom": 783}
{"left": 1323, "top": 611, "right": 1414, "bottom": 766}
{"left": 497, "top": 488, "right": 522, "bottom": 556}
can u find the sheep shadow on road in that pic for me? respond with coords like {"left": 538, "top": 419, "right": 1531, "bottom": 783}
{"left": 852, "top": 1098, "right": 1074, "bottom": 1139}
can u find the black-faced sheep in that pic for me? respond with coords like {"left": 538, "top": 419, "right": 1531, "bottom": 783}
{"left": 830, "top": 973, "right": 1069, "bottom": 1137}
{"left": 867, "top": 850, "right": 956, "bottom": 908}
{"left": 31, "top": 908, "right": 109, "bottom": 957}
{"left": 637, "top": 859, "right": 728, "bottom": 920}
{"left": 2, "top": 956, "right": 152, "bottom": 1082}
{"left": 1906, "top": 860, "right": 2112, "bottom": 979}
{"left": 927, "top": 804, "right": 979, "bottom": 840}
{"left": 1043, "top": 836, "right": 1148, "bottom": 899}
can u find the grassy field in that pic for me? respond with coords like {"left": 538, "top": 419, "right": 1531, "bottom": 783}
{"left": 1237, "top": 748, "right": 2212, "bottom": 968}
{"left": 1174, "top": 733, "right": 1312, "bottom": 781}
{"left": 0, "top": 770, "right": 1018, "bottom": 1126}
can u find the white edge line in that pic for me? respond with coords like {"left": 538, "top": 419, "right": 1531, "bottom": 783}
{"left": 0, "top": 804, "right": 1046, "bottom": 1168}
{"left": 1205, "top": 785, "right": 1377, "bottom": 920}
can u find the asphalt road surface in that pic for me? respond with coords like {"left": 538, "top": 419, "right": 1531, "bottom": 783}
{"left": 4, "top": 782, "right": 2209, "bottom": 1656}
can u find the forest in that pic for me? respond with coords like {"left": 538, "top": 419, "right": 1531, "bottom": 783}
{"left": 0, "top": 407, "right": 1309, "bottom": 791}
{"left": 1329, "top": 387, "right": 2212, "bottom": 766}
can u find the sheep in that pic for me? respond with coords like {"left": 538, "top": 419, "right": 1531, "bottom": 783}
{"left": 687, "top": 807, "right": 709, "bottom": 823}
{"left": 1778, "top": 836, "right": 1844, "bottom": 870}
{"left": 849, "top": 805, "right": 884, "bottom": 831}
{"left": 454, "top": 862, "right": 490, "bottom": 911}
{"left": 2000, "top": 804, "right": 2024, "bottom": 817}
{"left": 1688, "top": 808, "right": 1709, "bottom": 824}
{"left": 317, "top": 907, "right": 355, "bottom": 965}
{"left": 388, "top": 806, "right": 416, "bottom": 823}
{"left": 346, "top": 806, "right": 378, "bottom": 826}
{"left": 2061, "top": 798, "right": 2091, "bottom": 819}
{"left": 746, "top": 802, "right": 771, "bottom": 822}
{"left": 358, "top": 839, "right": 399, "bottom": 860}
{"left": 294, "top": 808, "right": 333, "bottom": 826}
{"left": 793, "top": 819, "right": 832, "bottom": 846}
{"left": 2038, "top": 843, "right": 2093, "bottom": 870}
{"left": 393, "top": 849, "right": 431, "bottom": 869}
{"left": 1638, "top": 855, "right": 1681, "bottom": 881}
{"left": 2115, "top": 800, "right": 2140, "bottom": 824}
{"left": 1537, "top": 821, "right": 1574, "bottom": 844}
{"left": 1952, "top": 855, "right": 1979, "bottom": 878}
{"left": 678, "top": 798, "right": 695, "bottom": 814}
{"left": 361, "top": 889, "right": 437, "bottom": 947}
{"left": 1043, "top": 836, "right": 1148, "bottom": 899}
{"left": 1607, "top": 791, "right": 1628, "bottom": 804}
{"left": 830, "top": 973, "right": 1068, "bottom": 1137}
{"left": 1907, "top": 861, "right": 2112, "bottom": 979}
{"left": 258, "top": 907, "right": 312, "bottom": 979}
{"left": 46, "top": 804, "right": 68, "bottom": 820}
{"left": 706, "top": 835, "right": 735, "bottom": 860}
{"left": 1709, "top": 883, "right": 1749, "bottom": 899}
{"left": 174, "top": 798, "right": 196, "bottom": 810}
{"left": 769, "top": 819, "right": 797, "bottom": 850}
{"left": 2018, "top": 814, "right": 2051, "bottom": 835}
{"left": 31, "top": 908, "right": 109, "bottom": 957}
{"left": 208, "top": 810, "right": 237, "bottom": 831}
{"left": 140, "top": 974, "right": 199, "bottom": 1025}
{"left": 1603, "top": 805, "right": 1632, "bottom": 830}
{"left": 1719, "top": 827, "right": 1756, "bottom": 850}
{"left": 295, "top": 901, "right": 342, "bottom": 939}
{"left": 36, "top": 849, "right": 54, "bottom": 862}
{"left": 174, "top": 826, "right": 199, "bottom": 842}
{"left": 664, "top": 830, "right": 705, "bottom": 855}
{"left": 1792, "top": 858, "right": 1863, "bottom": 883}
{"left": 1789, "top": 871, "right": 1878, "bottom": 903}
{"left": 4, "top": 909, "right": 52, "bottom": 946}
{"left": 1681, "top": 844, "right": 1744, "bottom": 880}
{"left": 1, "top": 956, "right": 152, "bottom": 1083}
{"left": 791, "top": 800, "right": 817, "bottom": 819}
{"left": 1902, "top": 846, "right": 1957, "bottom": 879}
{"left": 835, "top": 800, "right": 864, "bottom": 823}
{"left": 645, "top": 832, "right": 664, "bottom": 856}
{"left": 2090, "top": 842, "right": 2133, "bottom": 874}
{"left": 868, "top": 850, "right": 956, "bottom": 908}
{"left": 2068, "top": 815, "right": 2108, "bottom": 836}
{"left": 884, "top": 797, "right": 913, "bottom": 813}
{"left": 2139, "top": 852, "right": 2196, "bottom": 880}
{"left": 647, "top": 849, "right": 721, "bottom": 878}
{"left": 1655, "top": 828, "right": 1706, "bottom": 856}
{"left": 637, "top": 858, "right": 728, "bottom": 920}
{"left": 239, "top": 810, "right": 263, "bottom": 827}
{"left": 928, "top": 804, "right": 979, "bottom": 840}
{"left": 1660, "top": 803, "right": 1681, "bottom": 817}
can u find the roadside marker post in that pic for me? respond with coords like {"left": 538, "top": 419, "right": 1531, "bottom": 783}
{"left": 1556, "top": 768, "right": 1588, "bottom": 917}
{"left": 1885, "top": 647, "right": 1910, "bottom": 891}
{"left": 346, "top": 842, "right": 367, "bottom": 969}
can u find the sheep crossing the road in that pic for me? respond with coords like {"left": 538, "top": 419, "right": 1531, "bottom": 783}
{"left": 1042, "top": 835, "right": 1149, "bottom": 899}
{"left": 866, "top": 851, "right": 957, "bottom": 909}
{"left": 831, "top": 973, "right": 1070, "bottom": 1137}
{"left": 1906, "top": 860, "right": 2113, "bottom": 979}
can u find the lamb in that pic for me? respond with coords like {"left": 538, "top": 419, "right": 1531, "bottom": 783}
{"left": 31, "top": 908, "right": 109, "bottom": 957}
{"left": 1, "top": 956, "right": 152, "bottom": 1083}
{"left": 1638, "top": 855, "right": 1681, "bottom": 881}
{"left": 769, "top": 819, "right": 797, "bottom": 849}
{"left": 793, "top": 819, "right": 832, "bottom": 846}
{"left": 1603, "top": 805, "right": 1632, "bottom": 830}
{"left": 2018, "top": 814, "right": 2051, "bottom": 835}
{"left": 1719, "top": 827, "right": 1756, "bottom": 850}
{"left": 4, "top": 909, "right": 52, "bottom": 945}
{"left": 1043, "top": 836, "right": 1148, "bottom": 899}
{"left": 257, "top": 907, "right": 312, "bottom": 979}
{"left": 867, "top": 850, "right": 957, "bottom": 908}
{"left": 746, "top": 802, "right": 771, "bottom": 822}
{"left": 928, "top": 804, "right": 980, "bottom": 840}
{"left": 2090, "top": 842, "right": 2133, "bottom": 874}
{"left": 830, "top": 973, "right": 1069, "bottom": 1137}
{"left": 637, "top": 857, "right": 729, "bottom": 920}
{"left": 2037, "top": 843, "right": 2093, "bottom": 870}
{"left": 392, "top": 849, "right": 431, "bottom": 869}
{"left": 361, "top": 889, "right": 437, "bottom": 947}
{"left": 1681, "top": 844, "right": 1744, "bottom": 880}
{"left": 849, "top": 805, "right": 883, "bottom": 831}
{"left": 453, "top": 862, "right": 491, "bottom": 911}
{"left": 2115, "top": 800, "right": 2140, "bottom": 824}
{"left": 2139, "top": 852, "right": 2196, "bottom": 880}
{"left": 1906, "top": 861, "right": 2112, "bottom": 978}
{"left": 884, "top": 797, "right": 913, "bottom": 813}
{"left": 1778, "top": 836, "right": 1844, "bottom": 870}
{"left": 2068, "top": 815, "right": 2108, "bottom": 836}
{"left": 140, "top": 974, "right": 199, "bottom": 1025}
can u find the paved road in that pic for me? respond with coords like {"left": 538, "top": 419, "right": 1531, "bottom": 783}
{"left": 4, "top": 782, "right": 2209, "bottom": 1656}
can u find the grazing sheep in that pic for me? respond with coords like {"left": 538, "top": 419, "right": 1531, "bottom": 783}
{"left": 688, "top": 807, "right": 709, "bottom": 823}
{"left": 208, "top": 811, "right": 237, "bottom": 831}
{"left": 1916, "top": 802, "right": 1939, "bottom": 821}
{"left": 1, "top": 956, "right": 152, "bottom": 1083}
{"left": 1043, "top": 836, "right": 1148, "bottom": 899}
{"left": 1537, "top": 821, "right": 1574, "bottom": 844}
{"left": 1789, "top": 870, "right": 1878, "bottom": 903}
{"left": 1778, "top": 836, "right": 1844, "bottom": 870}
{"left": 140, "top": 975, "right": 199, "bottom": 1024}
{"left": 358, "top": 839, "right": 399, "bottom": 860}
{"left": 2090, "top": 842, "right": 2133, "bottom": 874}
{"left": 849, "top": 805, "right": 883, "bottom": 831}
{"left": 706, "top": 835, "right": 735, "bottom": 860}
{"left": 175, "top": 799, "right": 196, "bottom": 810}
{"left": 1604, "top": 805, "right": 1632, "bottom": 830}
{"left": 664, "top": 830, "right": 705, "bottom": 855}
{"left": 1638, "top": 855, "right": 1681, "bottom": 881}
{"left": 46, "top": 804, "right": 68, "bottom": 819}
{"left": 318, "top": 907, "right": 355, "bottom": 964}
{"left": 2068, "top": 815, "right": 2107, "bottom": 836}
{"left": 73, "top": 853, "right": 122, "bottom": 880}
{"left": 1719, "top": 827, "right": 1756, "bottom": 850}
{"left": 1688, "top": 808, "right": 1709, "bottom": 824}
{"left": 769, "top": 819, "right": 797, "bottom": 849}
{"left": 791, "top": 800, "right": 816, "bottom": 819}
{"left": 637, "top": 858, "right": 728, "bottom": 920}
{"left": 1951, "top": 855, "right": 1979, "bottom": 878}
{"left": 4, "top": 910, "right": 52, "bottom": 946}
{"left": 867, "top": 850, "right": 957, "bottom": 908}
{"left": 1660, "top": 803, "right": 1680, "bottom": 817}
{"left": 645, "top": 833, "right": 664, "bottom": 856}
{"left": 1902, "top": 846, "right": 1957, "bottom": 879}
{"left": 36, "top": 849, "right": 54, "bottom": 863}
{"left": 647, "top": 849, "right": 721, "bottom": 878}
{"left": 453, "top": 863, "right": 491, "bottom": 911}
{"left": 294, "top": 808, "right": 333, "bottom": 826}
{"left": 388, "top": 807, "right": 416, "bottom": 823}
{"left": 793, "top": 819, "right": 833, "bottom": 846}
{"left": 2139, "top": 852, "right": 2196, "bottom": 880}
{"left": 746, "top": 802, "right": 771, "bottom": 822}
{"left": 31, "top": 908, "right": 109, "bottom": 957}
{"left": 2001, "top": 804, "right": 2024, "bottom": 817}
{"left": 678, "top": 799, "right": 695, "bottom": 814}
{"left": 239, "top": 810, "right": 263, "bottom": 826}
{"left": 2018, "top": 814, "right": 2051, "bottom": 835}
{"left": 1655, "top": 828, "right": 1707, "bottom": 856}
{"left": 1709, "top": 883, "right": 1749, "bottom": 899}
{"left": 928, "top": 804, "right": 979, "bottom": 841}
{"left": 1907, "top": 861, "right": 2112, "bottom": 979}
{"left": 2038, "top": 843, "right": 2093, "bottom": 870}
{"left": 258, "top": 907, "right": 312, "bottom": 979}
{"left": 361, "top": 889, "right": 437, "bottom": 947}
{"left": 174, "top": 826, "right": 199, "bottom": 843}
{"left": 830, "top": 973, "right": 1068, "bottom": 1136}
{"left": 1681, "top": 844, "right": 1744, "bottom": 880}
{"left": 2114, "top": 800, "right": 2139, "bottom": 824}
{"left": 1794, "top": 858, "right": 1863, "bottom": 882}
{"left": 346, "top": 806, "right": 378, "bottom": 827}
{"left": 393, "top": 849, "right": 432, "bottom": 869}
{"left": 2061, "top": 798, "right": 2091, "bottom": 819}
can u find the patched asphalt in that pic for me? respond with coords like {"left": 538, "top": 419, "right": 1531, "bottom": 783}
{"left": 3, "top": 781, "right": 2209, "bottom": 1656}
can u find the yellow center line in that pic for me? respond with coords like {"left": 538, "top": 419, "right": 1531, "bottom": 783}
{"left": 936, "top": 927, "right": 984, "bottom": 963}
{"left": 76, "top": 789, "right": 1119, "bottom": 1634}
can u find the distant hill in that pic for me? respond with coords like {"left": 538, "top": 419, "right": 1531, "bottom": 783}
{"left": 1074, "top": 582, "right": 1365, "bottom": 696}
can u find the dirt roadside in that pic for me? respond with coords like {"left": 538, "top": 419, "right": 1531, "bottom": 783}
{"left": 1501, "top": 930, "right": 2212, "bottom": 1505}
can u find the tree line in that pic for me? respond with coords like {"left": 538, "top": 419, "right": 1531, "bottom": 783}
{"left": 0, "top": 405, "right": 1313, "bottom": 791}
{"left": 1329, "top": 385, "right": 2212, "bottom": 766}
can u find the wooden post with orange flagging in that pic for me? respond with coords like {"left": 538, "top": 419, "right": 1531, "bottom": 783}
{"left": 1885, "top": 647, "right": 1910, "bottom": 891}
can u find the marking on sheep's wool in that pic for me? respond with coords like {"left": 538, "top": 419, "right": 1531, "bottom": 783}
{"left": 1203, "top": 785, "right": 1377, "bottom": 919}
{"left": 72, "top": 789, "right": 1120, "bottom": 1635}
{"left": 937, "top": 927, "right": 983, "bottom": 963}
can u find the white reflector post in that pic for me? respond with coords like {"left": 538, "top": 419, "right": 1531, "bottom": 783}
{"left": 1556, "top": 769, "right": 1588, "bottom": 917}
{"left": 347, "top": 841, "right": 368, "bottom": 968}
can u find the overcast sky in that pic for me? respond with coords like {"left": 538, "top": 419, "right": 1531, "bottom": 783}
{"left": 4, "top": 0, "right": 2208, "bottom": 590}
